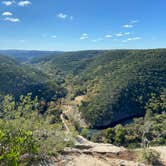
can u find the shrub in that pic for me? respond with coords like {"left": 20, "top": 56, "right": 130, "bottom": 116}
{"left": 139, "top": 149, "right": 161, "bottom": 165}
{"left": 81, "top": 128, "right": 89, "bottom": 138}
{"left": 0, "top": 124, "right": 38, "bottom": 165}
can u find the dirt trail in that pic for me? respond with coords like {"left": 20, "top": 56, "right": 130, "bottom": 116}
{"left": 60, "top": 105, "right": 126, "bottom": 154}
{"left": 59, "top": 105, "right": 138, "bottom": 166}
{"left": 60, "top": 113, "right": 70, "bottom": 134}
{"left": 60, "top": 97, "right": 131, "bottom": 166}
{"left": 59, "top": 96, "right": 166, "bottom": 166}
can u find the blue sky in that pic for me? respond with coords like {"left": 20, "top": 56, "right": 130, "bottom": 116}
{"left": 0, "top": 0, "right": 166, "bottom": 51}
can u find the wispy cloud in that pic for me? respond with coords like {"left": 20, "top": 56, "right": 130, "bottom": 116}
{"left": 80, "top": 36, "right": 88, "bottom": 40}
{"left": 2, "top": 1, "right": 15, "bottom": 6}
{"left": 91, "top": 38, "right": 103, "bottom": 42}
{"left": 80, "top": 33, "right": 88, "bottom": 40}
{"left": 123, "top": 24, "right": 134, "bottom": 28}
{"left": 82, "top": 33, "right": 88, "bottom": 36}
{"left": 4, "top": 17, "right": 20, "bottom": 22}
{"left": 51, "top": 35, "right": 57, "bottom": 39}
{"left": 115, "top": 32, "right": 132, "bottom": 37}
{"left": 18, "top": 1, "right": 31, "bottom": 6}
{"left": 123, "top": 19, "right": 139, "bottom": 28}
{"left": 123, "top": 37, "right": 142, "bottom": 42}
{"left": 105, "top": 34, "right": 112, "bottom": 38}
{"left": 2, "top": 0, "right": 32, "bottom": 6}
{"left": 115, "top": 32, "right": 124, "bottom": 37}
{"left": 130, "top": 20, "right": 139, "bottom": 24}
{"left": 2, "top": 12, "right": 13, "bottom": 16}
{"left": 57, "top": 13, "right": 68, "bottom": 19}
{"left": 57, "top": 13, "right": 73, "bottom": 21}
{"left": 128, "top": 37, "right": 141, "bottom": 41}
{"left": 124, "top": 32, "right": 131, "bottom": 35}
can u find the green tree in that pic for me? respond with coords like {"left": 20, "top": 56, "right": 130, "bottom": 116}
{"left": 0, "top": 123, "right": 37, "bottom": 166}
{"left": 114, "top": 125, "right": 126, "bottom": 145}
{"left": 1, "top": 95, "right": 16, "bottom": 119}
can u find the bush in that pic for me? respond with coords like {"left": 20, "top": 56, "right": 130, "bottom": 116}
{"left": 0, "top": 123, "right": 38, "bottom": 165}
{"left": 81, "top": 128, "right": 89, "bottom": 138}
{"left": 139, "top": 149, "right": 161, "bottom": 165}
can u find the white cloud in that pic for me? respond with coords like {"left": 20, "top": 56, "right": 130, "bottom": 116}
{"left": 2, "top": 1, "right": 15, "bottom": 6}
{"left": 4, "top": 17, "right": 20, "bottom": 22}
{"left": 2, "top": 12, "right": 13, "bottom": 16}
{"left": 92, "top": 38, "right": 103, "bottom": 42}
{"left": 123, "top": 24, "right": 133, "bottom": 28}
{"left": 130, "top": 20, "right": 139, "bottom": 24}
{"left": 51, "top": 35, "right": 57, "bottom": 39}
{"left": 123, "top": 37, "right": 141, "bottom": 42}
{"left": 115, "top": 33, "right": 123, "bottom": 37}
{"left": 91, "top": 39, "right": 97, "bottom": 42}
{"left": 80, "top": 33, "right": 88, "bottom": 40}
{"left": 57, "top": 13, "right": 73, "bottom": 21}
{"left": 105, "top": 34, "right": 112, "bottom": 38}
{"left": 123, "top": 20, "right": 139, "bottom": 28}
{"left": 18, "top": 1, "right": 31, "bottom": 7}
{"left": 57, "top": 13, "right": 68, "bottom": 19}
{"left": 80, "top": 36, "right": 88, "bottom": 40}
{"left": 124, "top": 32, "right": 131, "bottom": 35}
{"left": 115, "top": 32, "right": 131, "bottom": 37}
{"left": 127, "top": 37, "right": 141, "bottom": 41}
{"left": 82, "top": 33, "right": 88, "bottom": 36}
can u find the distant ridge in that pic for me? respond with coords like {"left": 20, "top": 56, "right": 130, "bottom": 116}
{"left": 0, "top": 50, "right": 63, "bottom": 62}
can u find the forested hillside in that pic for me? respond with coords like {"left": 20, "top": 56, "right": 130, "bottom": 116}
{"left": 0, "top": 49, "right": 166, "bottom": 165}
{"left": 0, "top": 50, "right": 62, "bottom": 62}
{"left": 0, "top": 55, "right": 70, "bottom": 165}
{"left": 0, "top": 55, "right": 66, "bottom": 101}
{"left": 31, "top": 50, "right": 106, "bottom": 73}
{"left": 77, "top": 49, "right": 166, "bottom": 128}
{"left": 33, "top": 49, "right": 166, "bottom": 128}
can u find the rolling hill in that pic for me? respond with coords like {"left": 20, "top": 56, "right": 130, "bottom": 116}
{"left": 0, "top": 55, "right": 66, "bottom": 101}
{"left": 32, "top": 49, "right": 166, "bottom": 128}
{"left": 0, "top": 49, "right": 166, "bottom": 165}
{"left": 0, "top": 50, "right": 63, "bottom": 63}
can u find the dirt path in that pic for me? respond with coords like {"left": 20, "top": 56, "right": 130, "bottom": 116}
{"left": 60, "top": 105, "right": 126, "bottom": 154}
{"left": 60, "top": 113, "right": 70, "bottom": 134}
{"left": 59, "top": 96, "right": 166, "bottom": 166}
{"left": 59, "top": 106, "right": 137, "bottom": 166}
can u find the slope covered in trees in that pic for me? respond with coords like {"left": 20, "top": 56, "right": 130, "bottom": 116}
{"left": 33, "top": 49, "right": 166, "bottom": 128}
{"left": 1, "top": 49, "right": 165, "bottom": 128}
{"left": 0, "top": 55, "right": 66, "bottom": 101}
{"left": 0, "top": 49, "right": 165, "bottom": 165}
{"left": 0, "top": 50, "right": 63, "bottom": 62}
{"left": 77, "top": 49, "right": 166, "bottom": 128}
{"left": 31, "top": 50, "right": 106, "bottom": 73}
{"left": 87, "top": 95, "right": 166, "bottom": 148}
